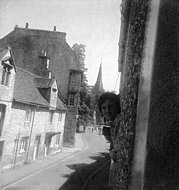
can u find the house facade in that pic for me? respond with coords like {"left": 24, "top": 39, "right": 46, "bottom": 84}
{"left": 0, "top": 24, "right": 82, "bottom": 147}
{"left": 0, "top": 47, "right": 67, "bottom": 169}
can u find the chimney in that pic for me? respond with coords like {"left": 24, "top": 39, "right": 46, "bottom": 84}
{"left": 14, "top": 25, "right": 18, "bottom": 28}
{"left": 54, "top": 26, "right": 56, "bottom": 31}
{"left": 25, "top": 23, "right": 29, "bottom": 28}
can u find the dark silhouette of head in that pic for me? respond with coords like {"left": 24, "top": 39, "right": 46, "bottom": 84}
{"left": 98, "top": 92, "right": 121, "bottom": 121}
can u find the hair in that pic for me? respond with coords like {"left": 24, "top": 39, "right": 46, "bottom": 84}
{"left": 98, "top": 92, "right": 121, "bottom": 114}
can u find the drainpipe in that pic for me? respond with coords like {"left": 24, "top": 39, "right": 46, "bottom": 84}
{"left": 24, "top": 108, "right": 36, "bottom": 164}
{"left": 12, "top": 133, "right": 20, "bottom": 169}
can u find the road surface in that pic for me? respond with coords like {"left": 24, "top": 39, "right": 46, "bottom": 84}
{"left": 3, "top": 133, "right": 110, "bottom": 190}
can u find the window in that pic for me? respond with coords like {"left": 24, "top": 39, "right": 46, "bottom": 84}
{"left": 68, "top": 94, "right": 75, "bottom": 106}
{"left": 49, "top": 111, "right": 54, "bottom": 123}
{"left": 19, "top": 137, "right": 29, "bottom": 153}
{"left": 25, "top": 109, "right": 32, "bottom": 122}
{"left": 68, "top": 119, "right": 73, "bottom": 130}
{"left": 55, "top": 133, "right": 61, "bottom": 145}
{"left": 58, "top": 112, "right": 62, "bottom": 122}
{"left": 71, "top": 74, "right": 77, "bottom": 85}
{"left": 51, "top": 88, "right": 57, "bottom": 100}
{"left": 46, "top": 59, "right": 50, "bottom": 69}
{"left": 1, "top": 65, "right": 11, "bottom": 86}
{"left": 0, "top": 141, "right": 4, "bottom": 161}
{"left": 0, "top": 104, "right": 6, "bottom": 137}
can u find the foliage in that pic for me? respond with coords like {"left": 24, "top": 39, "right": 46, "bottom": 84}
{"left": 72, "top": 43, "right": 93, "bottom": 126}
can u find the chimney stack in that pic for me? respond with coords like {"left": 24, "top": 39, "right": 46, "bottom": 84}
{"left": 25, "top": 23, "right": 29, "bottom": 28}
{"left": 54, "top": 26, "right": 56, "bottom": 31}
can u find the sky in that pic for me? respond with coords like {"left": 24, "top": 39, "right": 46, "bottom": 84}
{"left": 0, "top": 0, "right": 121, "bottom": 92}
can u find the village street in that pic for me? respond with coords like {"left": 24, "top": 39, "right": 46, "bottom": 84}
{"left": 1, "top": 132, "right": 110, "bottom": 190}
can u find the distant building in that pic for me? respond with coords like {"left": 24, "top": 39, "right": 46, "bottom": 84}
{"left": 0, "top": 47, "right": 67, "bottom": 169}
{"left": 0, "top": 24, "right": 82, "bottom": 147}
{"left": 91, "top": 63, "right": 104, "bottom": 125}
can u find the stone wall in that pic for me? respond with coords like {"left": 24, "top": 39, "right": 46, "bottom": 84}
{"left": 0, "top": 26, "right": 81, "bottom": 151}
{"left": 2, "top": 102, "right": 65, "bottom": 169}
{"left": 145, "top": 0, "right": 179, "bottom": 189}
{"left": 115, "top": 0, "right": 150, "bottom": 189}
{"left": 0, "top": 27, "right": 80, "bottom": 100}
{"left": 115, "top": 0, "right": 178, "bottom": 189}
{"left": 63, "top": 107, "right": 78, "bottom": 147}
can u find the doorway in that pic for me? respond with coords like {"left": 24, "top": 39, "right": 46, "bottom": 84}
{"left": 33, "top": 135, "right": 41, "bottom": 160}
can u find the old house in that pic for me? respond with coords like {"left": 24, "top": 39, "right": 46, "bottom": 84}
{"left": 0, "top": 47, "right": 67, "bottom": 169}
{"left": 111, "top": 0, "right": 178, "bottom": 189}
{"left": 0, "top": 24, "right": 82, "bottom": 147}
{"left": 0, "top": 47, "right": 16, "bottom": 163}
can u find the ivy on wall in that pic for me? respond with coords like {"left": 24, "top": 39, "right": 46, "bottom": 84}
{"left": 114, "top": 0, "right": 150, "bottom": 189}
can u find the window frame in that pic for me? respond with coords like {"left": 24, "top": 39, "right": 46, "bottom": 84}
{"left": 55, "top": 133, "right": 61, "bottom": 145}
{"left": 49, "top": 111, "right": 54, "bottom": 123}
{"left": 68, "top": 94, "right": 75, "bottom": 106}
{"left": 71, "top": 74, "right": 78, "bottom": 85}
{"left": 25, "top": 108, "right": 32, "bottom": 122}
{"left": 19, "top": 137, "right": 29, "bottom": 153}
{"left": 0, "top": 104, "right": 6, "bottom": 137}
{"left": 0, "top": 141, "right": 4, "bottom": 161}
{"left": 58, "top": 112, "right": 62, "bottom": 122}
{"left": 1, "top": 65, "right": 11, "bottom": 86}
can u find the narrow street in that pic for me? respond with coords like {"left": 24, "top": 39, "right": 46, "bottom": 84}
{"left": 2, "top": 132, "right": 110, "bottom": 190}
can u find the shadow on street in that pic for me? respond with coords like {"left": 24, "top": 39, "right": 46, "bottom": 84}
{"left": 59, "top": 152, "right": 110, "bottom": 190}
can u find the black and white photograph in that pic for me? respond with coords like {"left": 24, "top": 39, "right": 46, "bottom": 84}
{"left": 0, "top": 0, "right": 178, "bottom": 189}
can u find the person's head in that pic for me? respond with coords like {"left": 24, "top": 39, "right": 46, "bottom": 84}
{"left": 98, "top": 92, "right": 121, "bottom": 122}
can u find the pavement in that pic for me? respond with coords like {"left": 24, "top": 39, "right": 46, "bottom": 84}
{"left": 0, "top": 133, "right": 86, "bottom": 189}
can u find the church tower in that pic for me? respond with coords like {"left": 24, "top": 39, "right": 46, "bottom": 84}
{"left": 94, "top": 63, "right": 103, "bottom": 93}
{"left": 91, "top": 62, "right": 104, "bottom": 125}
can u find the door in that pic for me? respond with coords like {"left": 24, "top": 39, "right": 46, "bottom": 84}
{"left": 33, "top": 135, "right": 41, "bottom": 160}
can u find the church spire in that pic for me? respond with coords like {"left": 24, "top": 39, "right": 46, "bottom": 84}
{"left": 94, "top": 60, "right": 103, "bottom": 92}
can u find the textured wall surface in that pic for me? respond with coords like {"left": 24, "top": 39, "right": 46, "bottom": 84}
{"left": 0, "top": 27, "right": 80, "bottom": 100}
{"left": 145, "top": 0, "right": 179, "bottom": 189}
{"left": 0, "top": 27, "right": 81, "bottom": 150}
{"left": 115, "top": 0, "right": 178, "bottom": 189}
{"left": 1, "top": 102, "right": 65, "bottom": 169}
{"left": 63, "top": 108, "right": 78, "bottom": 147}
{"left": 114, "top": 0, "right": 150, "bottom": 189}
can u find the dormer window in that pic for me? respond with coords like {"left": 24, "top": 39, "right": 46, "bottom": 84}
{"left": 1, "top": 64, "right": 11, "bottom": 86}
{"left": 52, "top": 88, "right": 57, "bottom": 92}
{"left": 51, "top": 88, "right": 57, "bottom": 101}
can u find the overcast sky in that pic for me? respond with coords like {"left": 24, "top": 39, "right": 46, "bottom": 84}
{"left": 0, "top": 0, "right": 121, "bottom": 92}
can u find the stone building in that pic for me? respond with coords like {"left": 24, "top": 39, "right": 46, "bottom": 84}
{"left": 0, "top": 48, "right": 16, "bottom": 163}
{"left": 0, "top": 47, "right": 67, "bottom": 169}
{"left": 0, "top": 24, "right": 82, "bottom": 147}
{"left": 112, "top": 0, "right": 178, "bottom": 189}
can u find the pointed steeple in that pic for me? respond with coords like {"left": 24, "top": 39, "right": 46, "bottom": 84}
{"left": 94, "top": 60, "right": 103, "bottom": 92}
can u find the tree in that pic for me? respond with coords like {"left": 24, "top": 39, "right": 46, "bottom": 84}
{"left": 72, "top": 43, "right": 93, "bottom": 127}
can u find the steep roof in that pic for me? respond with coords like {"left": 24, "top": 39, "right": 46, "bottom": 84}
{"left": 94, "top": 63, "right": 104, "bottom": 93}
{"left": 34, "top": 78, "right": 54, "bottom": 88}
{"left": 0, "top": 26, "right": 81, "bottom": 100}
{"left": 13, "top": 67, "right": 67, "bottom": 110}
